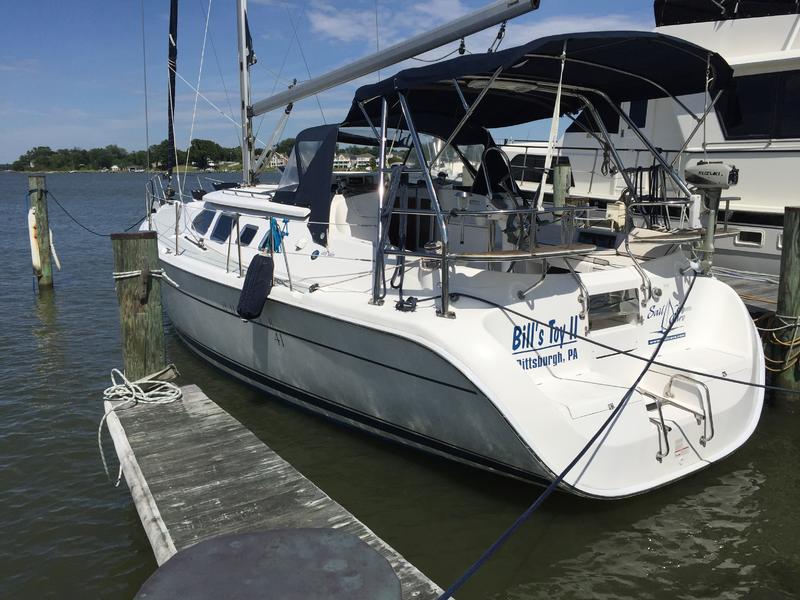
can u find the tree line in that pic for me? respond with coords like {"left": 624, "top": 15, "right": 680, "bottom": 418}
{"left": 10, "top": 136, "right": 383, "bottom": 172}
{"left": 11, "top": 138, "right": 266, "bottom": 172}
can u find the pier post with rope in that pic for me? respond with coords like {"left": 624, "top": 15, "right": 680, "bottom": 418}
{"left": 28, "top": 175, "right": 53, "bottom": 288}
{"left": 111, "top": 231, "right": 166, "bottom": 381}
{"left": 774, "top": 206, "right": 800, "bottom": 393}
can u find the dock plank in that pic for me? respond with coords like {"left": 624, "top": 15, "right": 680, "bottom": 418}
{"left": 105, "top": 384, "right": 443, "bottom": 599}
{"left": 716, "top": 272, "right": 778, "bottom": 313}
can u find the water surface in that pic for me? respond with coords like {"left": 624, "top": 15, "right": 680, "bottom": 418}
{"left": 0, "top": 171, "right": 797, "bottom": 599}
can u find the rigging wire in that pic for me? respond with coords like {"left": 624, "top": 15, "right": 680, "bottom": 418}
{"left": 169, "top": 66, "right": 268, "bottom": 148}
{"left": 436, "top": 274, "right": 698, "bottom": 600}
{"left": 181, "top": 0, "right": 213, "bottom": 193}
{"left": 375, "top": 0, "right": 381, "bottom": 82}
{"left": 411, "top": 38, "right": 466, "bottom": 63}
{"left": 288, "top": 6, "right": 327, "bottom": 124}
{"left": 166, "top": 67, "right": 183, "bottom": 199}
{"left": 254, "top": 19, "right": 297, "bottom": 143}
{"left": 487, "top": 21, "right": 506, "bottom": 53}
{"left": 199, "top": 0, "right": 239, "bottom": 139}
{"left": 411, "top": 46, "right": 460, "bottom": 63}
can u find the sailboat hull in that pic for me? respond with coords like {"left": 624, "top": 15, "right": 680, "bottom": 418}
{"left": 161, "top": 261, "right": 555, "bottom": 486}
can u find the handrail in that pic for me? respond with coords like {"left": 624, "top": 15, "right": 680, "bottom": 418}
{"left": 503, "top": 142, "right": 685, "bottom": 154}
{"left": 620, "top": 200, "right": 696, "bottom": 306}
{"left": 564, "top": 259, "right": 588, "bottom": 320}
{"left": 386, "top": 204, "right": 595, "bottom": 218}
{"left": 665, "top": 374, "right": 714, "bottom": 446}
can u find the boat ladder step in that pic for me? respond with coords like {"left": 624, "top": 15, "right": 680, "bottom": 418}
{"left": 638, "top": 374, "right": 715, "bottom": 462}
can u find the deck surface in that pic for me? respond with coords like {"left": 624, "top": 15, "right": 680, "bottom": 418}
{"left": 105, "top": 384, "right": 443, "bottom": 599}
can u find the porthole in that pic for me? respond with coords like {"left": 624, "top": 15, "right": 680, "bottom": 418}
{"left": 733, "top": 230, "right": 764, "bottom": 248}
{"left": 239, "top": 224, "right": 259, "bottom": 246}
{"left": 210, "top": 213, "right": 234, "bottom": 243}
{"left": 192, "top": 209, "right": 216, "bottom": 236}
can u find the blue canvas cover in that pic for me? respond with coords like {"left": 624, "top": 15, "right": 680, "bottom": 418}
{"left": 345, "top": 31, "right": 733, "bottom": 135}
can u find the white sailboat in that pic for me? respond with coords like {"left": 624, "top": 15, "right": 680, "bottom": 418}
{"left": 146, "top": 1, "right": 764, "bottom": 498}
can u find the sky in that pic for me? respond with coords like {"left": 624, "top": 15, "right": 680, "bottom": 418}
{"left": 0, "top": 0, "right": 655, "bottom": 163}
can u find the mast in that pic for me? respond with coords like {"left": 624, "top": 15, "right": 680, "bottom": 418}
{"left": 251, "top": 0, "right": 540, "bottom": 117}
{"left": 237, "top": 0, "right": 254, "bottom": 185}
{"left": 166, "top": 0, "right": 178, "bottom": 195}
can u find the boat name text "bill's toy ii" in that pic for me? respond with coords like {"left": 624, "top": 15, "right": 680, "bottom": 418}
{"left": 511, "top": 315, "right": 580, "bottom": 371}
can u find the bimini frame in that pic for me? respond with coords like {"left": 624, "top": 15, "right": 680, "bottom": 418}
{"left": 361, "top": 49, "right": 721, "bottom": 317}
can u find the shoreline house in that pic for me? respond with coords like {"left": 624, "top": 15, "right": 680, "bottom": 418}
{"left": 267, "top": 152, "right": 288, "bottom": 169}
{"left": 332, "top": 153, "right": 376, "bottom": 171}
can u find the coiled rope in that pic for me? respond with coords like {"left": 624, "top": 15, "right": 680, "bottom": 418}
{"left": 98, "top": 368, "right": 182, "bottom": 486}
{"left": 759, "top": 314, "right": 800, "bottom": 374}
{"left": 436, "top": 273, "right": 698, "bottom": 600}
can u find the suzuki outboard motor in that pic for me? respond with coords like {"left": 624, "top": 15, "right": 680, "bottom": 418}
{"left": 684, "top": 160, "right": 739, "bottom": 272}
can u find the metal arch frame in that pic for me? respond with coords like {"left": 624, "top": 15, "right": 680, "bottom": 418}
{"left": 494, "top": 80, "right": 662, "bottom": 304}
{"left": 508, "top": 78, "right": 694, "bottom": 199}
{"left": 366, "top": 56, "right": 718, "bottom": 315}
{"left": 371, "top": 98, "right": 389, "bottom": 305}
{"left": 522, "top": 52, "right": 706, "bottom": 123}
{"left": 398, "top": 92, "right": 454, "bottom": 317}
{"left": 427, "top": 67, "right": 504, "bottom": 168}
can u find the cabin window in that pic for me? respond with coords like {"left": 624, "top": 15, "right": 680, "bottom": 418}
{"left": 629, "top": 100, "right": 647, "bottom": 128}
{"left": 734, "top": 230, "right": 764, "bottom": 248}
{"left": 192, "top": 209, "right": 216, "bottom": 236}
{"left": 210, "top": 213, "right": 234, "bottom": 243}
{"left": 716, "top": 70, "right": 800, "bottom": 140}
{"left": 587, "top": 289, "right": 639, "bottom": 331}
{"left": 565, "top": 107, "right": 620, "bottom": 135}
{"left": 509, "top": 154, "right": 571, "bottom": 185}
{"left": 239, "top": 224, "right": 259, "bottom": 246}
{"left": 777, "top": 71, "right": 800, "bottom": 138}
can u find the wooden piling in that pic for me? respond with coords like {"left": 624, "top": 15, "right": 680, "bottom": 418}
{"left": 553, "top": 164, "right": 571, "bottom": 214}
{"left": 111, "top": 231, "right": 166, "bottom": 381}
{"left": 29, "top": 175, "right": 53, "bottom": 287}
{"left": 775, "top": 207, "right": 800, "bottom": 393}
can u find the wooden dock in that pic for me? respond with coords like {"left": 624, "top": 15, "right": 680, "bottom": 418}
{"left": 715, "top": 271, "right": 779, "bottom": 314}
{"left": 105, "top": 384, "right": 443, "bottom": 599}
